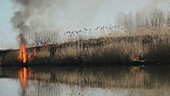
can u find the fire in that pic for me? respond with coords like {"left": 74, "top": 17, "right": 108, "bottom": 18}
{"left": 18, "top": 37, "right": 27, "bottom": 63}
{"left": 18, "top": 67, "right": 28, "bottom": 95}
{"left": 18, "top": 34, "right": 38, "bottom": 63}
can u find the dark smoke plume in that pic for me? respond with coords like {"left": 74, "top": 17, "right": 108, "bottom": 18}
{"left": 10, "top": 0, "right": 102, "bottom": 34}
{"left": 11, "top": 0, "right": 68, "bottom": 34}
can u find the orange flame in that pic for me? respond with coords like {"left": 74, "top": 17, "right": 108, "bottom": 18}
{"left": 18, "top": 67, "right": 28, "bottom": 95}
{"left": 18, "top": 37, "right": 27, "bottom": 63}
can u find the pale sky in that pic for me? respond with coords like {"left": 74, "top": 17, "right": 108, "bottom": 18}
{"left": 0, "top": 0, "right": 170, "bottom": 49}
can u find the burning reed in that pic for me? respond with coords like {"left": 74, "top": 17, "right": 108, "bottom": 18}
{"left": 18, "top": 35, "right": 27, "bottom": 64}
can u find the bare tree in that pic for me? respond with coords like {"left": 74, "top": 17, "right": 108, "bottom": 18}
{"left": 32, "top": 31, "right": 58, "bottom": 47}
{"left": 116, "top": 8, "right": 166, "bottom": 33}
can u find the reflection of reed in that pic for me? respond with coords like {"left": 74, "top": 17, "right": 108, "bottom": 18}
{"left": 24, "top": 66, "right": 170, "bottom": 96}
{"left": 1, "top": 66, "right": 170, "bottom": 96}
{"left": 29, "top": 66, "right": 170, "bottom": 89}
{"left": 25, "top": 82, "right": 170, "bottom": 96}
{"left": 1, "top": 66, "right": 170, "bottom": 89}
{"left": 25, "top": 66, "right": 150, "bottom": 88}
{"left": 52, "top": 66, "right": 150, "bottom": 88}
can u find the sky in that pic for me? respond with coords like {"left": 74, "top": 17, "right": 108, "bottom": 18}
{"left": 0, "top": 0, "right": 170, "bottom": 49}
{"left": 0, "top": 0, "right": 18, "bottom": 49}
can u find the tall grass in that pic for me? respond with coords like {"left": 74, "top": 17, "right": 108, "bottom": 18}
{"left": 51, "top": 31, "right": 170, "bottom": 65}
{"left": 56, "top": 44, "right": 130, "bottom": 65}
{"left": 2, "top": 31, "right": 170, "bottom": 65}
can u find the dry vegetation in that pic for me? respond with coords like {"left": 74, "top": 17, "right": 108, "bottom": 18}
{"left": 1, "top": 8, "right": 170, "bottom": 65}
{"left": 53, "top": 32, "right": 170, "bottom": 65}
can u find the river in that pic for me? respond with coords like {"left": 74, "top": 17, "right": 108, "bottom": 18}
{"left": 0, "top": 65, "right": 170, "bottom": 96}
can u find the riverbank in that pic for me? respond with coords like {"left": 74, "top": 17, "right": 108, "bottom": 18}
{"left": 1, "top": 31, "right": 170, "bottom": 66}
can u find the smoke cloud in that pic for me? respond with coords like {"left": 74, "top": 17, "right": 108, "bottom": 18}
{"left": 10, "top": 0, "right": 170, "bottom": 37}
{"left": 11, "top": 0, "right": 67, "bottom": 34}
{"left": 141, "top": 0, "right": 170, "bottom": 13}
{"left": 10, "top": 0, "right": 103, "bottom": 35}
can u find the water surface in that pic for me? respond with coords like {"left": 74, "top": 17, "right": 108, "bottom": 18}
{"left": 0, "top": 65, "right": 170, "bottom": 96}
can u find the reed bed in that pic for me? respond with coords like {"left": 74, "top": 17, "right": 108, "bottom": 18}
{"left": 50, "top": 31, "right": 170, "bottom": 65}
{"left": 1, "top": 31, "right": 170, "bottom": 65}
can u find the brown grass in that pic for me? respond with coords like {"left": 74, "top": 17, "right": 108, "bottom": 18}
{"left": 2, "top": 31, "right": 170, "bottom": 65}
{"left": 5, "top": 18, "right": 170, "bottom": 66}
{"left": 52, "top": 31, "right": 170, "bottom": 65}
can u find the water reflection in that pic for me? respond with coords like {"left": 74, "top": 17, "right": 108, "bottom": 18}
{"left": 0, "top": 65, "right": 170, "bottom": 96}
{"left": 18, "top": 67, "right": 28, "bottom": 96}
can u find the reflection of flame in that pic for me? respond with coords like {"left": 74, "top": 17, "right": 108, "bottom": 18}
{"left": 18, "top": 67, "right": 28, "bottom": 95}
{"left": 18, "top": 37, "right": 27, "bottom": 63}
{"left": 18, "top": 67, "right": 39, "bottom": 96}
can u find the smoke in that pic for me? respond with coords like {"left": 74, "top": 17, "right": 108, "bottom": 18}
{"left": 149, "top": 0, "right": 170, "bottom": 4}
{"left": 142, "top": 0, "right": 170, "bottom": 13}
{"left": 10, "top": 0, "right": 170, "bottom": 42}
{"left": 11, "top": 0, "right": 67, "bottom": 34}
{"left": 13, "top": 0, "right": 169, "bottom": 35}
{"left": 10, "top": 0, "right": 103, "bottom": 35}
